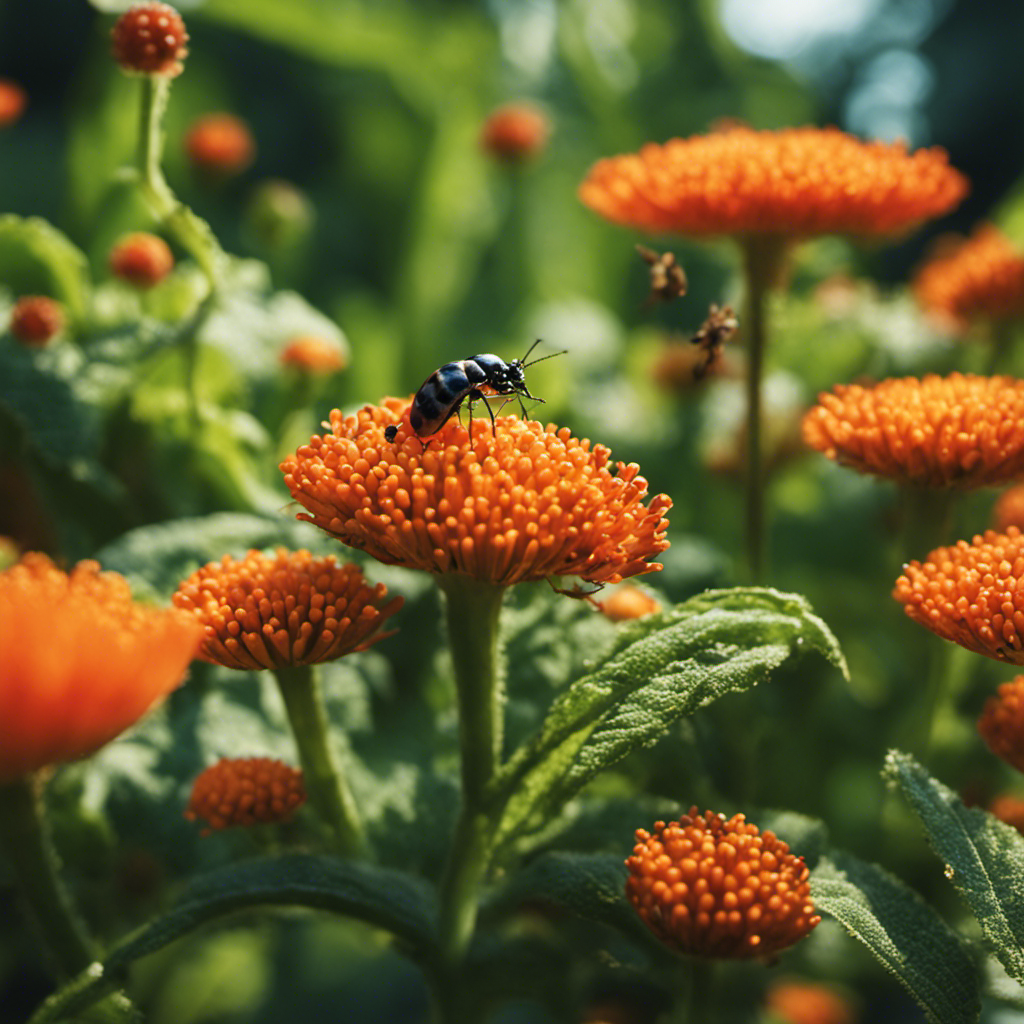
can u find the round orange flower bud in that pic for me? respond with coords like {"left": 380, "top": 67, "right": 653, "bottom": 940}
{"left": 480, "top": 103, "right": 550, "bottom": 163}
{"left": 185, "top": 757, "right": 305, "bottom": 833}
{"left": 993, "top": 484, "right": 1024, "bottom": 533}
{"left": 280, "top": 335, "right": 347, "bottom": 375}
{"left": 978, "top": 677, "right": 1024, "bottom": 771}
{"left": 598, "top": 585, "right": 662, "bottom": 621}
{"left": 914, "top": 225, "right": 1024, "bottom": 330}
{"left": 184, "top": 113, "right": 255, "bottom": 174}
{"left": 0, "top": 79, "right": 26, "bottom": 127}
{"left": 625, "top": 807, "right": 820, "bottom": 960}
{"left": 894, "top": 528, "right": 1024, "bottom": 663}
{"left": 765, "top": 981, "right": 856, "bottom": 1024}
{"left": 173, "top": 548, "right": 403, "bottom": 672}
{"left": 109, "top": 232, "right": 174, "bottom": 289}
{"left": 802, "top": 374, "right": 1024, "bottom": 489}
{"left": 280, "top": 400, "right": 672, "bottom": 587}
{"left": 580, "top": 126, "right": 967, "bottom": 239}
{"left": 9, "top": 296, "right": 64, "bottom": 346}
{"left": 111, "top": 2, "right": 188, "bottom": 77}
{"left": 0, "top": 553, "right": 202, "bottom": 782}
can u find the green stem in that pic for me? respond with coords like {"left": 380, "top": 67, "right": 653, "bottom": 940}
{"left": 898, "top": 485, "right": 955, "bottom": 563}
{"left": 987, "top": 319, "right": 1018, "bottom": 374}
{"left": 436, "top": 576, "right": 506, "bottom": 977}
{"left": 273, "top": 665, "right": 366, "bottom": 857}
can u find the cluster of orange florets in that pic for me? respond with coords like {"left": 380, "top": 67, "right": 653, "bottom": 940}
{"left": 185, "top": 757, "right": 305, "bottom": 833}
{"left": 894, "top": 528, "right": 1024, "bottom": 663}
{"left": 281, "top": 400, "right": 672, "bottom": 587}
{"left": 977, "top": 677, "right": 1024, "bottom": 770}
{"left": 802, "top": 374, "right": 1024, "bottom": 489}
{"left": 579, "top": 126, "right": 967, "bottom": 239}
{"left": 111, "top": 2, "right": 189, "bottom": 77}
{"left": 625, "top": 808, "right": 819, "bottom": 959}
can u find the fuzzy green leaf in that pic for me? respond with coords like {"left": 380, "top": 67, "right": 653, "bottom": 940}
{"left": 812, "top": 850, "right": 980, "bottom": 1024}
{"left": 885, "top": 749, "right": 1024, "bottom": 985}
{"left": 0, "top": 215, "right": 91, "bottom": 319}
{"left": 489, "top": 588, "right": 846, "bottom": 849}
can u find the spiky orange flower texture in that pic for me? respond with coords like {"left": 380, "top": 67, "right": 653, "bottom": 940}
{"left": 280, "top": 399, "right": 672, "bottom": 587}
{"left": 803, "top": 374, "right": 1024, "bottom": 489}
{"left": 894, "top": 528, "right": 1024, "bottom": 663}
{"left": 914, "top": 225, "right": 1024, "bottom": 329}
{"left": 173, "top": 548, "right": 403, "bottom": 672}
{"left": 625, "top": 808, "right": 819, "bottom": 960}
{"left": 579, "top": 126, "right": 967, "bottom": 239}
{"left": 185, "top": 757, "right": 305, "bottom": 834}
{"left": 0, "top": 554, "right": 202, "bottom": 782}
{"left": 111, "top": 2, "right": 188, "bottom": 77}
{"left": 977, "top": 676, "right": 1024, "bottom": 771}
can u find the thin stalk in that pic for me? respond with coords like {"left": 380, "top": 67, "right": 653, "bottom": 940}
{"left": 273, "top": 664, "right": 366, "bottom": 857}
{"left": 987, "top": 319, "right": 1018, "bottom": 375}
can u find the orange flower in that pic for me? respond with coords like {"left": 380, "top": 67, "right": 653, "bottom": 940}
{"left": 765, "top": 981, "right": 856, "bottom": 1024}
{"left": 173, "top": 548, "right": 402, "bottom": 672}
{"left": 802, "top": 374, "right": 1024, "bottom": 489}
{"left": 988, "top": 792, "right": 1024, "bottom": 834}
{"left": 579, "top": 126, "right": 966, "bottom": 239}
{"left": 184, "top": 113, "right": 255, "bottom": 174}
{"left": 977, "top": 677, "right": 1024, "bottom": 770}
{"left": 0, "top": 553, "right": 202, "bottom": 782}
{"left": 280, "top": 335, "right": 347, "bottom": 375}
{"left": 9, "top": 296, "right": 63, "bottom": 346}
{"left": 994, "top": 484, "right": 1024, "bottom": 533}
{"left": 598, "top": 585, "right": 662, "bottom": 621}
{"left": 480, "top": 103, "right": 550, "bottom": 162}
{"left": 914, "top": 225, "right": 1024, "bottom": 329}
{"left": 280, "top": 399, "right": 672, "bottom": 587}
{"left": 0, "top": 78, "right": 26, "bottom": 127}
{"left": 185, "top": 757, "right": 305, "bottom": 833}
{"left": 109, "top": 232, "right": 174, "bottom": 288}
{"left": 111, "top": 2, "right": 188, "bottom": 77}
{"left": 625, "top": 807, "right": 819, "bottom": 959}
{"left": 894, "top": 528, "right": 1024, "bottom": 662}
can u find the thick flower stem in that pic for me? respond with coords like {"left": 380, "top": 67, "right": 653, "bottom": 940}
{"left": 0, "top": 774, "right": 95, "bottom": 980}
{"left": 273, "top": 665, "right": 366, "bottom": 857}
{"left": 436, "top": 576, "right": 506, "bottom": 979}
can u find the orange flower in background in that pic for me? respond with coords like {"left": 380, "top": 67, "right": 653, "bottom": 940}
{"left": 765, "top": 980, "right": 856, "bottom": 1024}
{"left": 802, "top": 374, "right": 1024, "bottom": 489}
{"left": 894, "top": 528, "right": 1024, "bottom": 663}
{"left": 977, "top": 677, "right": 1024, "bottom": 771}
{"left": 625, "top": 807, "right": 819, "bottom": 959}
{"left": 988, "top": 792, "right": 1024, "bottom": 834}
{"left": 914, "top": 225, "right": 1024, "bottom": 329}
{"left": 185, "top": 757, "right": 305, "bottom": 834}
{"left": 111, "top": 2, "right": 189, "bottom": 77}
{"left": 109, "top": 232, "right": 174, "bottom": 288}
{"left": 185, "top": 113, "right": 255, "bottom": 174}
{"left": 598, "top": 585, "right": 662, "bottom": 621}
{"left": 0, "top": 553, "right": 202, "bottom": 782}
{"left": 280, "top": 399, "right": 671, "bottom": 587}
{"left": 9, "top": 296, "right": 64, "bottom": 346}
{"left": 994, "top": 484, "right": 1024, "bottom": 533}
{"left": 579, "top": 126, "right": 966, "bottom": 239}
{"left": 173, "top": 548, "right": 402, "bottom": 672}
{"left": 280, "top": 335, "right": 347, "bottom": 375}
{"left": 480, "top": 102, "right": 550, "bottom": 163}
{"left": 0, "top": 78, "right": 26, "bottom": 127}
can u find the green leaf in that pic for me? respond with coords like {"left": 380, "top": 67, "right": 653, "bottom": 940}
{"left": 489, "top": 588, "right": 846, "bottom": 849}
{"left": 884, "top": 749, "right": 1024, "bottom": 986}
{"left": 0, "top": 215, "right": 91, "bottom": 319}
{"left": 812, "top": 850, "right": 980, "bottom": 1024}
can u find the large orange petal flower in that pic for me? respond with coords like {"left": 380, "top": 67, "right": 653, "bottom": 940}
{"left": 914, "top": 225, "right": 1024, "bottom": 329}
{"left": 280, "top": 399, "right": 671, "bottom": 587}
{"left": 173, "top": 548, "right": 403, "bottom": 671}
{"left": 802, "top": 373, "right": 1024, "bottom": 489}
{"left": 579, "top": 126, "right": 967, "bottom": 239}
{"left": 894, "top": 528, "right": 1024, "bottom": 662}
{"left": 0, "top": 553, "right": 202, "bottom": 782}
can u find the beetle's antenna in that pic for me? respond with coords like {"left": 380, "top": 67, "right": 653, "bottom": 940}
{"left": 520, "top": 338, "right": 544, "bottom": 363}
{"left": 523, "top": 348, "right": 569, "bottom": 369}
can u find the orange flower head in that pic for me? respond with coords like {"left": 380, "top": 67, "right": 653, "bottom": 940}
{"left": 184, "top": 113, "right": 255, "bottom": 174}
{"left": 480, "top": 102, "right": 550, "bottom": 163}
{"left": 579, "top": 126, "right": 966, "bottom": 240}
{"left": 988, "top": 792, "right": 1024, "bottom": 834}
{"left": 994, "top": 484, "right": 1024, "bottom": 533}
{"left": 173, "top": 548, "right": 403, "bottom": 671}
{"left": 914, "top": 225, "right": 1024, "bottom": 330}
{"left": 0, "top": 553, "right": 202, "bottom": 782}
{"left": 765, "top": 981, "right": 856, "bottom": 1024}
{"left": 185, "top": 757, "right": 305, "bottom": 834}
{"left": 802, "top": 373, "right": 1024, "bottom": 489}
{"left": 10, "top": 296, "right": 63, "bottom": 347}
{"left": 280, "top": 399, "right": 672, "bottom": 587}
{"left": 894, "top": 528, "right": 1024, "bottom": 662}
{"left": 111, "top": 2, "right": 188, "bottom": 77}
{"left": 280, "top": 335, "right": 347, "bottom": 375}
{"left": 109, "top": 232, "right": 174, "bottom": 289}
{"left": 598, "top": 585, "right": 662, "bottom": 621}
{"left": 0, "top": 79, "right": 26, "bottom": 127}
{"left": 977, "top": 677, "right": 1024, "bottom": 771}
{"left": 625, "top": 807, "right": 819, "bottom": 959}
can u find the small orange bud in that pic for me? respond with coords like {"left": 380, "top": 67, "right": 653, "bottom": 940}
{"left": 598, "top": 585, "right": 662, "bottom": 621}
{"left": 280, "top": 335, "right": 347, "bottom": 375}
{"left": 988, "top": 793, "right": 1024, "bottom": 835}
{"left": 480, "top": 102, "right": 550, "bottom": 163}
{"left": 109, "top": 232, "right": 174, "bottom": 289}
{"left": 111, "top": 2, "right": 189, "bottom": 77}
{"left": 978, "top": 677, "right": 1024, "bottom": 771}
{"left": 9, "top": 296, "right": 63, "bottom": 346}
{"left": 0, "top": 79, "right": 26, "bottom": 127}
{"left": 765, "top": 980, "right": 856, "bottom": 1024}
{"left": 185, "top": 113, "right": 255, "bottom": 175}
{"left": 185, "top": 757, "right": 305, "bottom": 834}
